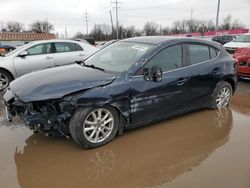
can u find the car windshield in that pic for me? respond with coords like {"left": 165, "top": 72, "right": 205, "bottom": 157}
{"left": 233, "top": 35, "right": 250, "bottom": 43}
{"left": 84, "top": 41, "right": 154, "bottom": 73}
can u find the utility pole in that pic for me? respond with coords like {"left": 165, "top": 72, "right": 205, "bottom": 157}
{"left": 83, "top": 10, "right": 89, "bottom": 35}
{"left": 111, "top": 0, "right": 122, "bottom": 39}
{"left": 109, "top": 10, "right": 115, "bottom": 39}
{"left": 190, "top": 9, "right": 193, "bottom": 21}
{"left": 65, "top": 27, "right": 68, "bottom": 39}
{"left": 215, "top": 0, "right": 221, "bottom": 31}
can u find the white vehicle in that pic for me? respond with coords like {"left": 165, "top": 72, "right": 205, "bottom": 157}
{"left": 223, "top": 33, "right": 250, "bottom": 54}
{"left": 0, "top": 39, "right": 97, "bottom": 90}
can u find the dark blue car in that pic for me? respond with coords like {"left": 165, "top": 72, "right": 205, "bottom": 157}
{"left": 4, "top": 36, "right": 237, "bottom": 149}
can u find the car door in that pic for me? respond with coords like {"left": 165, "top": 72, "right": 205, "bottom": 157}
{"left": 184, "top": 43, "right": 220, "bottom": 108}
{"left": 53, "top": 42, "right": 86, "bottom": 66}
{"left": 129, "top": 44, "right": 191, "bottom": 126}
{"left": 13, "top": 43, "right": 54, "bottom": 77}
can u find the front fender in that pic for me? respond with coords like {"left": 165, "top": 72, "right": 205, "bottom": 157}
{"left": 72, "top": 81, "right": 131, "bottom": 124}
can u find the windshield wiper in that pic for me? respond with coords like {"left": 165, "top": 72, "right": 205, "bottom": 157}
{"left": 82, "top": 62, "right": 105, "bottom": 72}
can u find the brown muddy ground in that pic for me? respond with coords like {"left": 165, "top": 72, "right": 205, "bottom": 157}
{"left": 0, "top": 81, "right": 250, "bottom": 188}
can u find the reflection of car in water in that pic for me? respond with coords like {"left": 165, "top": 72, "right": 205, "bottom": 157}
{"left": 15, "top": 108, "right": 232, "bottom": 188}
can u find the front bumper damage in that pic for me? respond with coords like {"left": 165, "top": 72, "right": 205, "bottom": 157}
{"left": 3, "top": 88, "right": 74, "bottom": 137}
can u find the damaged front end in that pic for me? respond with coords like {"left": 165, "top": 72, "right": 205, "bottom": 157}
{"left": 4, "top": 89, "right": 76, "bottom": 137}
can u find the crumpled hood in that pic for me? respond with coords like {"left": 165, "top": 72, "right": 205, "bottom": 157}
{"left": 9, "top": 64, "right": 116, "bottom": 102}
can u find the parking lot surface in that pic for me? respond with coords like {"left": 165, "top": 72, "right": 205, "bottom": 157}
{"left": 0, "top": 81, "right": 250, "bottom": 188}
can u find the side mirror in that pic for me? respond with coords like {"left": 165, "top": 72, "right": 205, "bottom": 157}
{"left": 18, "top": 51, "right": 28, "bottom": 58}
{"left": 143, "top": 66, "right": 162, "bottom": 82}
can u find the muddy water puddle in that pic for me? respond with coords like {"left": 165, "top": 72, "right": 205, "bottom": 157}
{"left": 0, "top": 82, "right": 250, "bottom": 188}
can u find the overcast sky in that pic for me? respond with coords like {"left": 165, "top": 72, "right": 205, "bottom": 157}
{"left": 0, "top": 0, "right": 250, "bottom": 37}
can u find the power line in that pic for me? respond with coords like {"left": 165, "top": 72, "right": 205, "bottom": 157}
{"left": 111, "top": 0, "right": 122, "bottom": 39}
{"left": 83, "top": 10, "right": 89, "bottom": 35}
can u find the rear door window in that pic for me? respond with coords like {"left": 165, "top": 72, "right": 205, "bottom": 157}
{"left": 54, "top": 42, "right": 83, "bottom": 53}
{"left": 188, "top": 44, "right": 219, "bottom": 65}
{"left": 188, "top": 44, "right": 210, "bottom": 65}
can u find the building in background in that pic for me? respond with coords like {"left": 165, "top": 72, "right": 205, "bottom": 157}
{"left": 0, "top": 32, "right": 56, "bottom": 46}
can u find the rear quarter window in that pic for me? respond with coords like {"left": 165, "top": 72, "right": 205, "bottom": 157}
{"left": 210, "top": 47, "right": 219, "bottom": 59}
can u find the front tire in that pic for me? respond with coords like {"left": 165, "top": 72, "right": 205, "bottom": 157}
{"left": 69, "top": 106, "right": 119, "bottom": 149}
{"left": 210, "top": 81, "right": 233, "bottom": 109}
{"left": 0, "top": 70, "right": 13, "bottom": 90}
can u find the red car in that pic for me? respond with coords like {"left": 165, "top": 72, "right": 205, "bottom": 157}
{"left": 233, "top": 48, "right": 250, "bottom": 78}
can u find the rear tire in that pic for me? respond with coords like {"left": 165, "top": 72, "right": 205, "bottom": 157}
{"left": 69, "top": 106, "right": 119, "bottom": 149}
{"left": 0, "top": 70, "right": 13, "bottom": 90}
{"left": 210, "top": 81, "right": 233, "bottom": 109}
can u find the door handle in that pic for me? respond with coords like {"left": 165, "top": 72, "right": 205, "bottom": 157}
{"left": 45, "top": 56, "right": 53, "bottom": 60}
{"left": 79, "top": 53, "right": 85, "bottom": 57}
{"left": 177, "top": 78, "right": 187, "bottom": 86}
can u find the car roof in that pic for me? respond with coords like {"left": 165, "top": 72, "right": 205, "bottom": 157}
{"left": 121, "top": 36, "right": 221, "bottom": 47}
{"left": 122, "top": 36, "right": 177, "bottom": 45}
{"left": 29, "top": 39, "right": 84, "bottom": 45}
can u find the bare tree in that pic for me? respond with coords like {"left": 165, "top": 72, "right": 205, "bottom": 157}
{"left": 219, "top": 15, "right": 244, "bottom": 30}
{"left": 90, "top": 24, "right": 112, "bottom": 41}
{"left": 125, "top": 26, "right": 136, "bottom": 38}
{"left": 6, "top": 21, "right": 24, "bottom": 32}
{"left": 220, "top": 15, "right": 232, "bottom": 30}
{"left": 172, "top": 20, "right": 188, "bottom": 33}
{"left": 118, "top": 25, "right": 137, "bottom": 39}
{"left": 206, "top": 20, "right": 216, "bottom": 31}
{"left": 162, "top": 26, "right": 171, "bottom": 35}
{"left": 187, "top": 19, "right": 201, "bottom": 32}
{"left": 143, "top": 22, "right": 159, "bottom": 36}
{"left": 30, "top": 20, "right": 54, "bottom": 33}
{"left": 73, "top": 32, "right": 85, "bottom": 39}
{"left": 232, "top": 19, "right": 244, "bottom": 29}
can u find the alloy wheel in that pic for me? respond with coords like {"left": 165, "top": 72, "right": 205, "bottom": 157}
{"left": 83, "top": 108, "right": 114, "bottom": 144}
{"left": 216, "top": 87, "right": 231, "bottom": 108}
{"left": 0, "top": 73, "right": 9, "bottom": 90}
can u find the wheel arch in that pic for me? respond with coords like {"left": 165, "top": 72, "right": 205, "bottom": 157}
{"left": 108, "top": 103, "right": 128, "bottom": 135}
{"left": 223, "top": 78, "right": 236, "bottom": 93}
{"left": 0, "top": 67, "right": 14, "bottom": 81}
